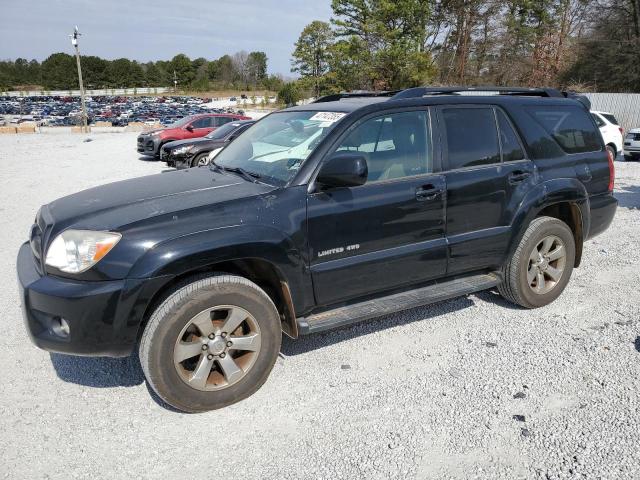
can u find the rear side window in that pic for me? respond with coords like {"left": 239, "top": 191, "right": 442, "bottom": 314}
{"left": 442, "top": 107, "right": 500, "bottom": 169}
{"left": 496, "top": 110, "right": 525, "bottom": 161}
{"left": 602, "top": 113, "right": 619, "bottom": 125}
{"left": 527, "top": 106, "right": 601, "bottom": 154}
{"left": 591, "top": 113, "right": 605, "bottom": 127}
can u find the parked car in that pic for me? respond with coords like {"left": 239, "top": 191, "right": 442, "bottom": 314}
{"left": 161, "top": 120, "right": 255, "bottom": 169}
{"left": 17, "top": 86, "right": 617, "bottom": 413}
{"left": 623, "top": 128, "right": 640, "bottom": 161}
{"left": 591, "top": 110, "right": 623, "bottom": 158}
{"left": 136, "top": 113, "right": 250, "bottom": 158}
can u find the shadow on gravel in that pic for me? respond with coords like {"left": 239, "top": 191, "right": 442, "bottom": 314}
{"left": 50, "top": 351, "right": 144, "bottom": 388}
{"left": 282, "top": 295, "right": 476, "bottom": 356}
{"left": 635, "top": 337, "right": 640, "bottom": 353}
{"left": 615, "top": 184, "right": 640, "bottom": 210}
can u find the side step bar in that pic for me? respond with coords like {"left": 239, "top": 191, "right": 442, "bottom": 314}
{"left": 297, "top": 273, "right": 499, "bottom": 335}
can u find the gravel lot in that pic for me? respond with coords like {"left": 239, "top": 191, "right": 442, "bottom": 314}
{"left": 1, "top": 131, "right": 639, "bottom": 479}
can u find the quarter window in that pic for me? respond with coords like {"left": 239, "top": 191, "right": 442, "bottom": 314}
{"left": 335, "top": 110, "right": 432, "bottom": 183}
{"left": 496, "top": 110, "right": 525, "bottom": 161}
{"left": 527, "top": 105, "right": 601, "bottom": 154}
{"left": 442, "top": 107, "right": 500, "bottom": 169}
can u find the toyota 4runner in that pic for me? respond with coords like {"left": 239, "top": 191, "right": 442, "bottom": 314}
{"left": 17, "top": 87, "right": 617, "bottom": 412}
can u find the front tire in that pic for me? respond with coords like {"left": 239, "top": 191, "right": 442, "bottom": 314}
{"left": 498, "top": 216, "right": 575, "bottom": 308}
{"left": 139, "top": 274, "right": 282, "bottom": 413}
{"left": 191, "top": 152, "right": 210, "bottom": 168}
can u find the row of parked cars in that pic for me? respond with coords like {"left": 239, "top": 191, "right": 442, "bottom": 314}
{"left": 0, "top": 95, "right": 238, "bottom": 127}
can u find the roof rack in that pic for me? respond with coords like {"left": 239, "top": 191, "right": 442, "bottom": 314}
{"left": 312, "top": 90, "right": 400, "bottom": 103}
{"left": 390, "top": 86, "right": 565, "bottom": 100}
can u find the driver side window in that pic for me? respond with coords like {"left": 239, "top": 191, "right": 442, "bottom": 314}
{"left": 335, "top": 110, "right": 432, "bottom": 183}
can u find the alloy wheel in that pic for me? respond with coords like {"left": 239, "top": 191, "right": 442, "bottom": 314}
{"left": 527, "top": 235, "right": 567, "bottom": 295}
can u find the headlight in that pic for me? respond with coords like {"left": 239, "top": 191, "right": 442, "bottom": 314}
{"left": 173, "top": 145, "right": 193, "bottom": 155}
{"left": 45, "top": 230, "right": 121, "bottom": 273}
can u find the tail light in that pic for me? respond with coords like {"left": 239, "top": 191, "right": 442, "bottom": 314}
{"left": 606, "top": 148, "right": 615, "bottom": 192}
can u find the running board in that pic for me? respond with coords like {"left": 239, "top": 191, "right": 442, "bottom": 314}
{"left": 297, "top": 274, "right": 499, "bottom": 335}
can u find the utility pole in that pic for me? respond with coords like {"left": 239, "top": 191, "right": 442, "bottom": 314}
{"left": 173, "top": 70, "right": 178, "bottom": 93}
{"left": 70, "top": 26, "right": 89, "bottom": 133}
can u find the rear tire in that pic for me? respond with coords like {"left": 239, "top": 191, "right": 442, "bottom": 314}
{"left": 498, "top": 216, "right": 575, "bottom": 308}
{"left": 139, "top": 274, "right": 282, "bottom": 413}
{"left": 606, "top": 145, "right": 616, "bottom": 161}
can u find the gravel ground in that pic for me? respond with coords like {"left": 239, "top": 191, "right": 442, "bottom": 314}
{"left": 0, "top": 131, "right": 639, "bottom": 480}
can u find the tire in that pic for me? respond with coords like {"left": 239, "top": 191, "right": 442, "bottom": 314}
{"left": 498, "top": 216, "right": 576, "bottom": 309}
{"left": 606, "top": 145, "right": 616, "bottom": 161}
{"left": 139, "top": 274, "right": 282, "bottom": 413}
{"left": 191, "top": 152, "right": 210, "bottom": 168}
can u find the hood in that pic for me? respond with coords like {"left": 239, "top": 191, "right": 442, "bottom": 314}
{"left": 165, "top": 137, "right": 224, "bottom": 150}
{"left": 46, "top": 168, "right": 275, "bottom": 233}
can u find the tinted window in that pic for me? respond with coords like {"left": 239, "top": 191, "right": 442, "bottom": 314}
{"left": 335, "top": 110, "right": 431, "bottom": 183}
{"left": 527, "top": 106, "right": 601, "bottom": 154}
{"left": 214, "top": 116, "right": 235, "bottom": 127}
{"left": 496, "top": 110, "right": 525, "bottom": 161}
{"left": 602, "top": 113, "right": 619, "bottom": 125}
{"left": 591, "top": 113, "right": 605, "bottom": 127}
{"left": 443, "top": 108, "right": 500, "bottom": 169}
{"left": 191, "top": 117, "right": 211, "bottom": 128}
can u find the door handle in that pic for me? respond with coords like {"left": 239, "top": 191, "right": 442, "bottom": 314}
{"left": 508, "top": 171, "right": 531, "bottom": 184}
{"left": 415, "top": 184, "right": 442, "bottom": 201}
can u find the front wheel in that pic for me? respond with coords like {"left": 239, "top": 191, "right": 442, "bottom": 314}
{"left": 191, "top": 152, "right": 210, "bottom": 168}
{"left": 139, "top": 274, "right": 282, "bottom": 412}
{"left": 498, "top": 216, "right": 575, "bottom": 308}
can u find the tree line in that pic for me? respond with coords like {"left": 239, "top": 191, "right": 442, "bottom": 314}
{"left": 291, "top": 0, "right": 640, "bottom": 96}
{"left": 0, "top": 51, "right": 285, "bottom": 92}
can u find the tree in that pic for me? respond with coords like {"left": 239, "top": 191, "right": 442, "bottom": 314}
{"left": 292, "top": 21, "right": 334, "bottom": 97}
{"left": 169, "top": 54, "right": 195, "bottom": 87}
{"left": 232, "top": 51, "right": 250, "bottom": 89}
{"left": 277, "top": 82, "right": 300, "bottom": 105}
{"left": 40, "top": 53, "right": 76, "bottom": 89}
{"left": 247, "top": 51, "right": 268, "bottom": 87}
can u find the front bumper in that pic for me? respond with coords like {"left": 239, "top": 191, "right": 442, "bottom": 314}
{"left": 165, "top": 152, "right": 194, "bottom": 170}
{"left": 17, "top": 242, "right": 167, "bottom": 358}
{"left": 136, "top": 135, "right": 161, "bottom": 156}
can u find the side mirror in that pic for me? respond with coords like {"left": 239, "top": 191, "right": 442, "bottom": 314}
{"left": 185, "top": 125, "right": 194, "bottom": 132}
{"left": 317, "top": 152, "right": 368, "bottom": 188}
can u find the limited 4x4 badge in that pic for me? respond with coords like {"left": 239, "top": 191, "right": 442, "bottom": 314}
{"left": 317, "top": 244, "right": 360, "bottom": 258}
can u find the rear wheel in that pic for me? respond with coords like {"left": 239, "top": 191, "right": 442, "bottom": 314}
{"left": 139, "top": 274, "right": 282, "bottom": 413}
{"left": 498, "top": 216, "right": 575, "bottom": 308}
{"left": 606, "top": 145, "right": 617, "bottom": 161}
{"left": 191, "top": 152, "right": 210, "bottom": 168}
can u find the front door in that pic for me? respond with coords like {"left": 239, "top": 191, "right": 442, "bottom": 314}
{"left": 436, "top": 105, "right": 536, "bottom": 275}
{"left": 307, "top": 109, "right": 447, "bottom": 306}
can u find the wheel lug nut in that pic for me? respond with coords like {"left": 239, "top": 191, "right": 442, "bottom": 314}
{"left": 208, "top": 334, "right": 215, "bottom": 339}
{"left": 226, "top": 341, "right": 233, "bottom": 347}
{"left": 207, "top": 354, "right": 213, "bottom": 360}
{"left": 202, "top": 344, "right": 208, "bottom": 350}
{"left": 219, "top": 352, "right": 226, "bottom": 358}
{"left": 221, "top": 332, "right": 227, "bottom": 338}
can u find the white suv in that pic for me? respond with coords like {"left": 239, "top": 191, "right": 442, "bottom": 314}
{"left": 591, "top": 110, "right": 623, "bottom": 159}
{"left": 623, "top": 128, "right": 640, "bottom": 161}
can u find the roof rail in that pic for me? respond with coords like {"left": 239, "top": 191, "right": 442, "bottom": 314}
{"left": 390, "top": 86, "right": 565, "bottom": 100}
{"left": 312, "top": 90, "right": 400, "bottom": 103}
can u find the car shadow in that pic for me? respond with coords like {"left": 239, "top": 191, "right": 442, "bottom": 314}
{"left": 281, "top": 294, "right": 482, "bottom": 356}
{"left": 635, "top": 336, "right": 640, "bottom": 353}
{"left": 137, "top": 155, "right": 158, "bottom": 162}
{"left": 615, "top": 184, "right": 640, "bottom": 210}
{"left": 50, "top": 351, "right": 144, "bottom": 388}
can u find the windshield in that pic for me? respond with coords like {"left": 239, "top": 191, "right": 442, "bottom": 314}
{"left": 166, "top": 116, "right": 193, "bottom": 128}
{"left": 212, "top": 111, "right": 346, "bottom": 185}
{"left": 205, "top": 122, "right": 244, "bottom": 140}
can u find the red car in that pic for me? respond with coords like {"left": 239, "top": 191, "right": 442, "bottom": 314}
{"left": 137, "top": 113, "right": 250, "bottom": 157}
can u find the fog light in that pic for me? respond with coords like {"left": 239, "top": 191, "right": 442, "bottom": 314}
{"left": 51, "top": 317, "right": 70, "bottom": 338}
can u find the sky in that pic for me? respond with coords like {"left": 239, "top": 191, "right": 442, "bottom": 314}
{"left": 0, "top": 0, "right": 333, "bottom": 75}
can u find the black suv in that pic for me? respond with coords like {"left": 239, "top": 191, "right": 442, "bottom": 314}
{"left": 17, "top": 87, "right": 617, "bottom": 412}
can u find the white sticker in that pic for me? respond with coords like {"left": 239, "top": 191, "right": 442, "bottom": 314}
{"left": 310, "top": 111, "right": 346, "bottom": 124}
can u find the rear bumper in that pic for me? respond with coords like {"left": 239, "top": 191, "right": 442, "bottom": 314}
{"left": 17, "top": 242, "right": 168, "bottom": 358}
{"left": 587, "top": 193, "right": 617, "bottom": 240}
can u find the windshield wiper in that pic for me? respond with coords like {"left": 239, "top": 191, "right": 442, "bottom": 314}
{"left": 220, "top": 165, "right": 261, "bottom": 183}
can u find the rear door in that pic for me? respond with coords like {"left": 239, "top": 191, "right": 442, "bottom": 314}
{"left": 188, "top": 117, "right": 214, "bottom": 138}
{"left": 437, "top": 105, "right": 535, "bottom": 275}
{"left": 307, "top": 108, "right": 447, "bottom": 305}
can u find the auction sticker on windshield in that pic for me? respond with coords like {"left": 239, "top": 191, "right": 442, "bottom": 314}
{"left": 310, "top": 112, "right": 346, "bottom": 125}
